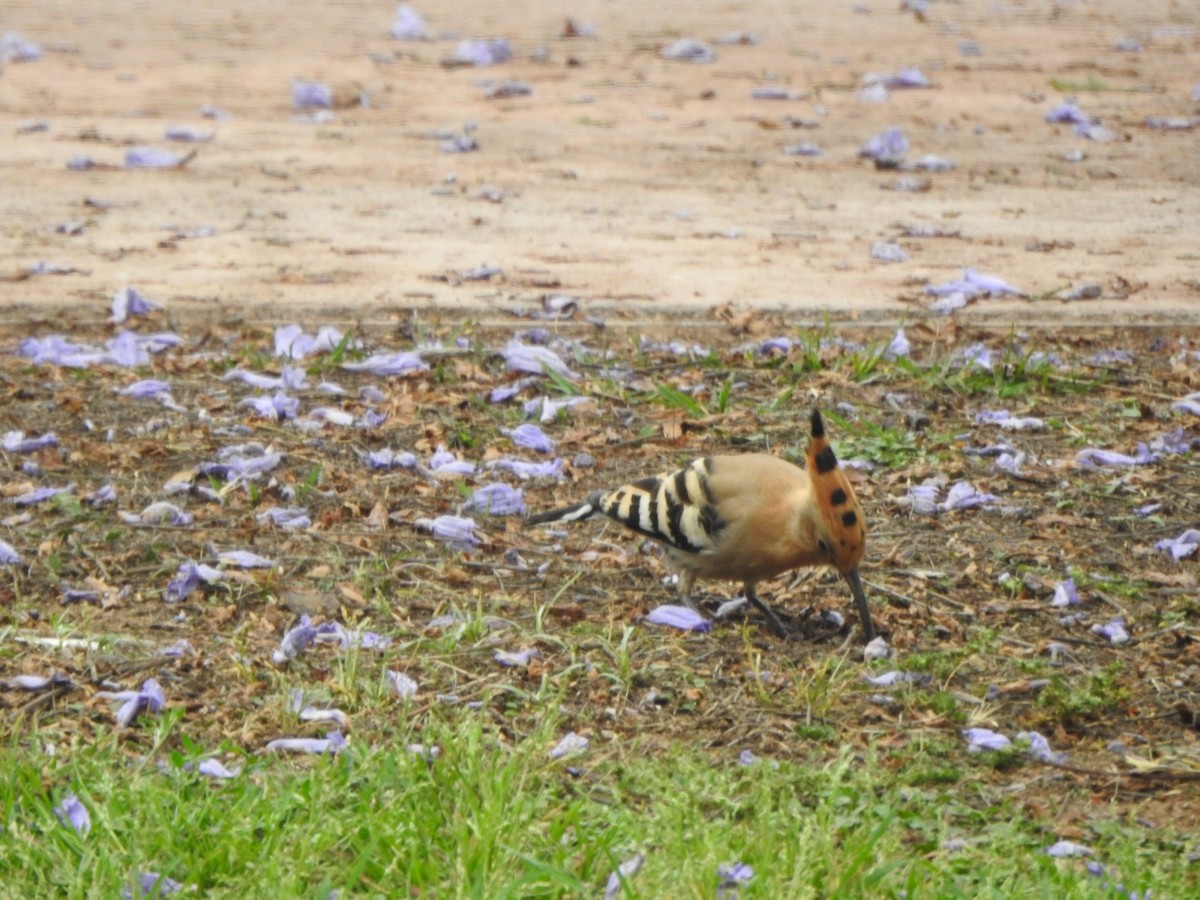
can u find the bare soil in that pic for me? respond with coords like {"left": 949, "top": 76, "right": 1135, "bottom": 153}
{"left": 1, "top": 0, "right": 1198, "bottom": 328}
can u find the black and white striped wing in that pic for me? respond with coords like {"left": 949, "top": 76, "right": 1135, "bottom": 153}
{"left": 595, "top": 458, "right": 726, "bottom": 555}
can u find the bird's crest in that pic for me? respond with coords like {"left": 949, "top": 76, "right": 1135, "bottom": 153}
{"left": 806, "top": 410, "right": 867, "bottom": 572}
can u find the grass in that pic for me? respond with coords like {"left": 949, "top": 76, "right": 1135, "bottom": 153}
{"left": 3, "top": 317, "right": 1200, "bottom": 896}
{"left": 2, "top": 717, "right": 1186, "bottom": 898}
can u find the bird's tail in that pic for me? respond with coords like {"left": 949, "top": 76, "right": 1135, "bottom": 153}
{"left": 525, "top": 493, "right": 603, "bottom": 525}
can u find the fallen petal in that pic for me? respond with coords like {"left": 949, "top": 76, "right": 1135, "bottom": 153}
{"left": 644, "top": 604, "right": 713, "bottom": 633}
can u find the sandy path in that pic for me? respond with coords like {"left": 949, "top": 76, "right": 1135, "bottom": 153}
{"left": 1, "top": 0, "right": 1197, "bottom": 328}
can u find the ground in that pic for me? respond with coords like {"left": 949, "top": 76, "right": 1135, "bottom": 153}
{"left": 1, "top": 0, "right": 1198, "bottom": 327}
{"left": 1, "top": 0, "right": 1199, "bottom": 893}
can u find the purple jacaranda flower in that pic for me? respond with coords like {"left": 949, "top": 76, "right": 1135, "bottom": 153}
{"left": 274, "top": 324, "right": 349, "bottom": 359}
{"left": 214, "top": 448, "right": 283, "bottom": 479}
{"left": 1018, "top": 731, "right": 1067, "bottom": 764}
{"left": 902, "top": 482, "right": 941, "bottom": 516}
{"left": 117, "top": 379, "right": 171, "bottom": 398}
{"left": 13, "top": 484, "right": 74, "bottom": 506}
{"left": 759, "top": 337, "right": 793, "bottom": 355}
{"left": 1172, "top": 393, "right": 1200, "bottom": 417}
{"left": 428, "top": 446, "right": 477, "bottom": 477}
{"left": 941, "top": 481, "right": 997, "bottom": 512}
{"left": 860, "top": 127, "right": 909, "bottom": 161}
{"left": 784, "top": 141, "right": 822, "bottom": 156}
{"left": 54, "top": 792, "right": 90, "bottom": 836}
{"left": 713, "top": 597, "right": 748, "bottom": 620}
{"left": 266, "top": 730, "right": 346, "bottom": 754}
{"left": 107, "top": 330, "right": 155, "bottom": 367}
{"left": 1155, "top": 529, "right": 1200, "bottom": 560}
{"left": 751, "top": 86, "right": 802, "bottom": 100}
{"left": 660, "top": 37, "right": 715, "bottom": 62}
{"left": 306, "top": 407, "right": 355, "bottom": 427}
{"left": 164, "top": 124, "right": 214, "bottom": 142}
{"left": 964, "top": 727, "right": 1010, "bottom": 753}
{"left": 501, "top": 340, "right": 576, "bottom": 379}
{"left": 486, "top": 456, "right": 564, "bottom": 480}
{"left": 738, "top": 749, "right": 759, "bottom": 766}
{"left": 1092, "top": 617, "right": 1130, "bottom": 644}
{"left": 525, "top": 395, "right": 590, "bottom": 424}
{"left": 223, "top": 365, "right": 308, "bottom": 390}
{"left": 120, "top": 873, "right": 187, "bottom": 899}
{"left": 341, "top": 351, "right": 428, "bottom": 376}
{"left": 274, "top": 616, "right": 319, "bottom": 663}
{"left": 1088, "top": 349, "right": 1135, "bottom": 366}
{"left": 928, "top": 270, "right": 1021, "bottom": 299}
{"left": 1152, "top": 426, "right": 1193, "bottom": 455}
{"left": 4, "top": 672, "right": 71, "bottom": 691}
{"left": 391, "top": 5, "right": 429, "bottom": 40}
{"left": 217, "top": 549, "right": 277, "bottom": 568}
{"left": 864, "top": 670, "right": 932, "bottom": 687}
{"left": 256, "top": 506, "right": 311, "bottom": 530}
{"left": 1, "top": 430, "right": 58, "bottom": 452}
{"left": 494, "top": 648, "right": 541, "bottom": 668}
{"left": 95, "top": 678, "right": 166, "bottom": 727}
{"left": 467, "top": 483, "right": 526, "bottom": 516}
{"left": 928, "top": 292, "right": 969, "bottom": 315}
{"left": 1135, "top": 502, "right": 1162, "bottom": 518}
{"left": 125, "top": 147, "right": 190, "bottom": 169}
{"left": 110, "top": 286, "right": 160, "bottom": 324}
{"left": 291, "top": 79, "right": 332, "bottom": 109}
{"left": 86, "top": 487, "right": 115, "bottom": 508}
{"left": 359, "top": 384, "right": 387, "bottom": 404}
{"left": 490, "top": 384, "right": 523, "bottom": 403}
{"left": 956, "top": 343, "right": 995, "bottom": 370}
{"left": 1075, "top": 120, "right": 1120, "bottom": 141}
{"left": 604, "top": 853, "right": 645, "bottom": 900}
{"left": 27, "top": 261, "right": 80, "bottom": 276}
{"left": 164, "top": 560, "right": 226, "bottom": 602}
{"left": 503, "top": 423, "right": 556, "bottom": 453}
{"left": 118, "top": 501, "right": 192, "bottom": 527}
{"left": 441, "top": 134, "right": 479, "bottom": 153}
{"left": 317, "top": 381, "right": 347, "bottom": 396}
{"left": 19, "top": 335, "right": 87, "bottom": 365}
{"left": 644, "top": 604, "right": 713, "bottom": 633}
{"left": 717, "top": 862, "right": 755, "bottom": 899}
{"left": 549, "top": 731, "right": 589, "bottom": 760}
{"left": 963, "top": 269, "right": 1022, "bottom": 295}
{"left": 364, "top": 448, "right": 418, "bottom": 470}
{"left": 156, "top": 639, "right": 193, "bottom": 658}
{"left": 975, "top": 409, "right": 1044, "bottom": 430}
{"left": 62, "top": 586, "right": 102, "bottom": 605}
{"left": 1045, "top": 102, "right": 1090, "bottom": 125}
{"left": 883, "top": 66, "right": 930, "bottom": 89}
{"left": 1076, "top": 445, "right": 1158, "bottom": 469}
{"left": 1051, "top": 578, "right": 1079, "bottom": 607}
{"left": 386, "top": 670, "right": 419, "bottom": 698}
{"left": 1, "top": 31, "right": 42, "bottom": 62}
{"left": 883, "top": 329, "right": 911, "bottom": 360}
{"left": 1044, "top": 840, "right": 1093, "bottom": 858}
{"left": 417, "top": 515, "right": 481, "bottom": 546}
{"left": 456, "top": 37, "right": 512, "bottom": 66}
{"left": 196, "top": 758, "right": 239, "bottom": 779}
{"left": 237, "top": 392, "right": 300, "bottom": 420}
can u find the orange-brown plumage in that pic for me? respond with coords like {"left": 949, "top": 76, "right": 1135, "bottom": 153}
{"left": 526, "top": 409, "right": 875, "bottom": 639}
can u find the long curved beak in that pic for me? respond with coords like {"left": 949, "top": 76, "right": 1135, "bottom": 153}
{"left": 843, "top": 567, "right": 876, "bottom": 642}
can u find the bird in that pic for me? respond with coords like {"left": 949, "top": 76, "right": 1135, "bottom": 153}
{"left": 525, "top": 409, "right": 875, "bottom": 640}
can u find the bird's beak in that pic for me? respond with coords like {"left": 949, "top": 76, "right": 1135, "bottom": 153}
{"left": 843, "top": 566, "right": 876, "bottom": 641}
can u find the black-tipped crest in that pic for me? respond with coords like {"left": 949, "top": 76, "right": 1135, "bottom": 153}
{"left": 810, "top": 409, "right": 826, "bottom": 439}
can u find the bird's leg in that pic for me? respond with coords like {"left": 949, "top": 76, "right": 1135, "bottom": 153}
{"left": 675, "top": 569, "right": 701, "bottom": 612}
{"left": 743, "top": 583, "right": 788, "bottom": 637}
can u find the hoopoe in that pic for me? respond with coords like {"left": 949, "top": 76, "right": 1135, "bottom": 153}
{"left": 526, "top": 409, "right": 875, "bottom": 640}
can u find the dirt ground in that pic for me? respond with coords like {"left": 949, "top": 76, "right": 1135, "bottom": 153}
{"left": 1, "top": 0, "right": 1198, "bottom": 330}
